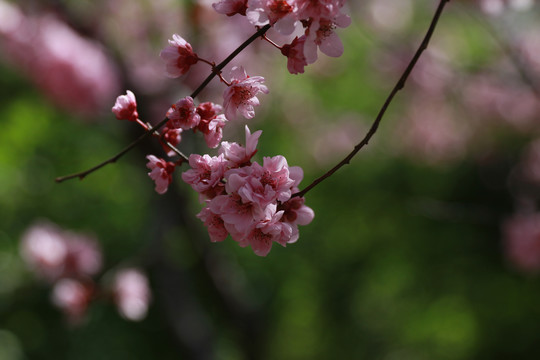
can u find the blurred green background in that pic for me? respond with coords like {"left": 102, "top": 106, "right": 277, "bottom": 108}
{"left": 2, "top": 0, "right": 540, "bottom": 359}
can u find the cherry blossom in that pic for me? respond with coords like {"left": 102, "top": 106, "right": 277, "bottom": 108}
{"left": 20, "top": 222, "right": 69, "bottom": 281}
{"left": 202, "top": 114, "right": 228, "bottom": 149}
{"left": 159, "top": 122, "right": 183, "bottom": 157}
{"left": 296, "top": 0, "right": 345, "bottom": 21}
{"left": 112, "top": 90, "right": 139, "bottom": 122}
{"left": 195, "top": 102, "right": 228, "bottom": 148}
{"left": 197, "top": 102, "right": 224, "bottom": 121}
{"left": 160, "top": 34, "right": 199, "bottom": 78}
{"left": 113, "top": 268, "right": 151, "bottom": 321}
{"left": 166, "top": 96, "right": 201, "bottom": 130}
{"left": 222, "top": 66, "right": 268, "bottom": 120}
{"left": 281, "top": 35, "right": 308, "bottom": 74}
{"left": 62, "top": 233, "right": 103, "bottom": 278}
{"left": 20, "top": 221, "right": 102, "bottom": 281}
{"left": 246, "top": 0, "right": 297, "bottom": 35}
{"left": 304, "top": 13, "right": 351, "bottom": 64}
{"left": 219, "top": 125, "right": 262, "bottom": 167}
{"left": 181, "top": 154, "right": 228, "bottom": 200}
{"left": 183, "top": 126, "right": 314, "bottom": 256}
{"left": 212, "top": 0, "right": 249, "bottom": 16}
{"left": 197, "top": 206, "right": 229, "bottom": 242}
{"left": 0, "top": 8, "right": 119, "bottom": 115}
{"left": 146, "top": 155, "right": 176, "bottom": 194}
{"left": 244, "top": 204, "right": 292, "bottom": 256}
{"left": 51, "top": 278, "right": 94, "bottom": 324}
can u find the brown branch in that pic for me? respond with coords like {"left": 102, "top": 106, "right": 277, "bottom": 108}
{"left": 55, "top": 25, "right": 271, "bottom": 183}
{"left": 294, "top": 0, "right": 451, "bottom": 199}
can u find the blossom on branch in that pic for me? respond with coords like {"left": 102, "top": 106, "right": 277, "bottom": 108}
{"left": 146, "top": 155, "right": 176, "bottom": 194}
{"left": 304, "top": 13, "right": 351, "bottom": 63}
{"left": 246, "top": 0, "right": 298, "bottom": 35}
{"left": 166, "top": 96, "right": 201, "bottom": 130}
{"left": 112, "top": 90, "right": 139, "bottom": 122}
{"left": 181, "top": 154, "right": 227, "bottom": 201}
{"left": 160, "top": 34, "right": 199, "bottom": 78}
{"left": 182, "top": 126, "right": 314, "bottom": 256}
{"left": 196, "top": 102, "right": 228, "bottom": 148}
{"left": 159, "top": 122, "right": 183, "bottom": 157}
{"left": 219, "top": 125, "right": 262, "bottom": 167}
{"left": 223, "top": 66, "right": 268, "bottom": 120}
{"left": 281, "top": 35, "right": 308, "bottom": 74}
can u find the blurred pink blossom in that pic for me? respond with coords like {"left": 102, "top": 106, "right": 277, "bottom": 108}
{"left": 503, "top": 213, "right": 540, "bottom": 273}
{"left": 0, "top": 3, "right": 119, "bottom": 115}
{"left": 113, "top": 268, "right": 151, "bottom": 321}
{"left": 20, "top": 221, "right": 102, "bottom": 282}
{"left": 20, "top": 222, "right": 69, "bottom": 281}
{"left": 396, "top": 97, "right": 471, "bottom": 165}
{"left": 519, "top": 139, "right": 540, "bottom": 184}
{"left": 51, "top": 278, "right": 94, "bottom": 324}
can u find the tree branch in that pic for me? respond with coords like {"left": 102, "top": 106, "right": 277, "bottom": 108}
{"left": 55, "top": 25, "right": 271, "bottom": 183}
{"left": 294, "top": 0, "right": 451, "bottom": 199}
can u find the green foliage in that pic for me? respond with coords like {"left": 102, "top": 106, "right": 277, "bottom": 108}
{"left": 1, "top": 2, "right": 540, "bottom": 360}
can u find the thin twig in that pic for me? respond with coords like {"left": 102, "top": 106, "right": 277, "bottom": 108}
{"left": 56, "top": 25, "right": 271, "bottom": 183}
{"left": 294, "top": 0, "right": 451, "bottom": 199}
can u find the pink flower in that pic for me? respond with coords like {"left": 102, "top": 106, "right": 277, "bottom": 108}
{"left": 226, "top": 156, "right": 295, "bottom": 208}
{"left": 51, "top": 278, "right": 93, "bottom": 324}
{"left": 113, "top": 268, "right": 151, "bottom": 321}
{"left": 197, "top": 206, "right": 229, "bottom": 242}
{"left": 279, "top": 196, "right": 314, "bottom": 243}
{"left": 296, "top": 0, "right": 345, "bottom": 21}
{"left": 281, "top": 36, "right": 308, "bottom": 74}
{"left": 63, "top": 233, "right": 102, "bottom": 278}
{"left": 20, "top": 222, "right": 69, "bottom": 281}
{"left": 159, "top": 121, "right": 183, "bottom": 157}
{"left": 222, "top": 66, "right": 268, "bottom": 120}
{"left": 182, "top": 154, "right": 228, "bottom": 200}
{"left": 20, "top": 221, "right": 102, "bottom": 281}
{"left": 202, "top": 115, "right": 228, "bottom": 149}
{"left": 197, "top": 102, "right": 224, "bottom": 121}
{"left": 209, "top": 193, "right": 261, "bottom": 236}
{"left": 219, "top": 125, "right": 262, "bottom": 167}
{"left": 244, "top": 204, "right": 293, "bottom": 256}
{"left": 0, "top": 11, "right": 120, "bottom": 115}
{"left": 112, "top": 90, "right": 139, "bottom": 122}
{"left": 304, "top": 13, "right": 351, "bottom": 64}
{"left": 146, "top": 155, "right": 176, "bottom": 194}
{"left": 246, "top": 0, "right": 297, "bottom": 35}
{"left": 160, "top": 34, "right": 199, "bottom": 78}
{"left": 503, "top": 213, "right": 540, "bottom": 273}
{"left": 166, "top": 96, "right": 201, "bottom": 130}
{"left": 212, "top": 0, "right": 248, "bottom": 16}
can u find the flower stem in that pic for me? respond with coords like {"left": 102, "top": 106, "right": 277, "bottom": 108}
{"left": 56, "top": 25, "right": 271, "bottom": 183}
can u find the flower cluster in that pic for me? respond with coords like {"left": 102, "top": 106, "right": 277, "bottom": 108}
{"left": 182, "top": 126, "right": 314, "bottom": 256}
{"left": 213, "top": 0, "right": 351, "bottom": 74}
{"left": 108, "top": 1, "right": 342, "bottom": 256}
{"left": 20, "top": 221, "right": 151, "bottom": 323}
